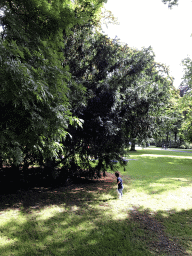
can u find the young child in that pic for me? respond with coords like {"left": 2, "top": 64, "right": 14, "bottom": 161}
{"left": 115, "top": 172, "right": 123, "bottom": 199}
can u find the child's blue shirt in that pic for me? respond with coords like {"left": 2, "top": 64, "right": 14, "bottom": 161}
{"left": 117, "top": 177, "right": 123, "bottom": 189}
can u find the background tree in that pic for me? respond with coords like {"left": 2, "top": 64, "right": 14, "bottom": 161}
{"left": 161, "top": 0, "right": 192, "bottom": 145}
{"left": 113, "top": 48, "right": 173, "bottom": 151}
{"left": 153, "top": 87, "right": 184, "bottom": 147}
{"left": 178, "top": 58, "right": 192, "bottom": 143}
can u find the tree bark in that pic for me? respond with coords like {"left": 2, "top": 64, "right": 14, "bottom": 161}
{"left": 130, "top": 139, "right": 136, "bottom": 151}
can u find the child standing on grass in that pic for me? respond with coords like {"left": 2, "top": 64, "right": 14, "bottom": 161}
{"left": 115, "top": 172, "right": 123, "bottom": 199}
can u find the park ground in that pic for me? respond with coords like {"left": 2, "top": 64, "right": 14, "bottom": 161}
{"left": 0, "top": 147, "right": 192, "bottom": 255}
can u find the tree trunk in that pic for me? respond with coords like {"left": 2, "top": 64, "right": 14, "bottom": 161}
{"left": 174, "top": 132, "right": 177, "bottom": 143}
{"left": 0, "top": 156, "right": 3, "bottom": 169}
{"left": 130, "top": 139, "right": 136, "bottom": 151}
{"left": 166, "top": 132, "right": 169, "bottom": 144}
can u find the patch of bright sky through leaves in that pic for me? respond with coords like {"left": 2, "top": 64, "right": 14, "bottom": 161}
{"left": 102, "top": 0, "right": 192, "bottom": 88}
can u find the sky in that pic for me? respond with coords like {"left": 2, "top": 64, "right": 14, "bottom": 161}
{"left": 102, "top": 0, "right": 192, "bottom": 88}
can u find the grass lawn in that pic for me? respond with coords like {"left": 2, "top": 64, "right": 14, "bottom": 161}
{"left": 0, "top": 148, "right": 192, "bottom": 255}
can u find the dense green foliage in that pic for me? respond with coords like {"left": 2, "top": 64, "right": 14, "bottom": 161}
{"left": 0, "top": 0, "right": 174, "bottom": 186}
{"left": 0, "top": 0, "right": 104, "bottom": 166}
{"left": 60, "top": 24, "right": 173, "bottom": 175}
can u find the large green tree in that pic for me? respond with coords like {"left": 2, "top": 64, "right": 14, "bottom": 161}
{"left": 0, "top": 0, "right": 105, "bottom": 167}
{"left": 0, "top": 0, "right": 175, "bottom": 185}
{"left": 58, "top": 25, "right": 173, "bottom": 177}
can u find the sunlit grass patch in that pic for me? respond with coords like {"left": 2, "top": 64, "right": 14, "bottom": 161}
{"left": 128, "top": 148, "right": 192, "bottom": 157}
{"left": 121, "top": 148, "right": 192, "bottom": 254}
{"left": 0, "top": 235, "right": 16, "bottom": 247}
{"left": 122, "top": 150, "right": 192, "bottom": 212}
{"left": 141, "top": 153, "right": 192, "bottom": 159}
{"left": 0, "top": 209, "right": 26, "bottom": 227}
{"left": 35, "top": 205, "right": 68, "bottom": 221}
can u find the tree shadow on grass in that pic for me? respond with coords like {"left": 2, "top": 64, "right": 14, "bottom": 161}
{"left": 130, "top": 206, "right": 192, "bottom": 255}
{"left": 0, "top": 207, "right": 145, "bottom": 256}
{"left": 0, "top": 173, "right": 116, "bottom": 212}
{"left": 0, "top": 204, "right": 191, "bottom": 255}
{"left": 0, "top": 171, "right": 191, "bottom": 256}
{"left": 0, "top": 173, "right": 149, "bottom": 256}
